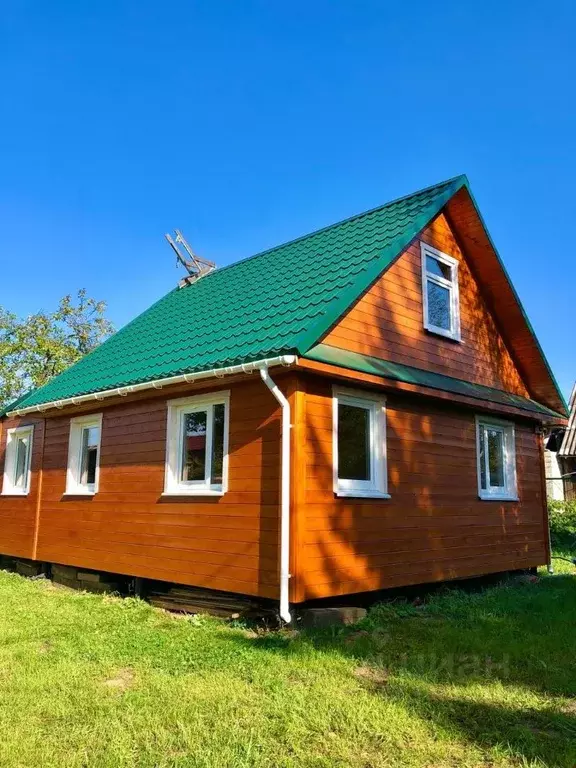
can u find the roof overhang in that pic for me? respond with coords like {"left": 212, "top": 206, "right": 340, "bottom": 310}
{"left": 444, "top": 185, "right": 568, "bottom": 417}
{"left": 302, "top": 344, "right": 566, "bottom": 421}
{"left": 6, "top": 355, "right": 297, "bottom": 417}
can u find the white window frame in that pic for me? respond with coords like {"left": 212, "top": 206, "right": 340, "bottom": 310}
{"left": 475, "top": 416, "right": 518, "bottom": 501}
{"left": 421, "top": 242, "right": 461, "bottom": 341}
{"left": 65, "top": 413, "right": 103, "bottom": 495}
{"left": 332, "top": 387, "right": 389, "bottom": 499}
{"left": 1, "top": 425, "right": 34, "bottom": 496}
{"left": 164, "top": 390, "right": 230, "bottom": 496}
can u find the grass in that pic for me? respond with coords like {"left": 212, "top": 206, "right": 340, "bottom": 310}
{"left": 0, "top": 562, "right": 575, "bottom": 767}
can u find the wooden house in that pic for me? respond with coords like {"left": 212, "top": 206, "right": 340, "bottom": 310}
{"left": 0, "top": 176, "right": 568, "bottom": 621}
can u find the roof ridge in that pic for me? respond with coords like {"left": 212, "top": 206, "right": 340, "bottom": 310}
{"left": 192, "top": 174, "right": 467, "bottom": 285}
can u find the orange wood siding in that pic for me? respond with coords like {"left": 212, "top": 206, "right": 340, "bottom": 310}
{"left": 0, "top": 377, "right": 285, "bottom": 599}
{"left": 293, "top": 374, "right": 547, "bottom": 601}
{"left": 445, "top": 188, "right": 565, "bottom": 414}
{"left": 0, "top": 367, "right": 547, "bottom": 604}
{"left": 322, "top": 213, "right": 529, "bottom": 397}
{"left": 0, "top": 416, "right": 45, "bottom": 560}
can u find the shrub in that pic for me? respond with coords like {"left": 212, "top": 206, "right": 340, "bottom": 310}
{"left": 548, "top": 500, "right": 576, "bottom": 552}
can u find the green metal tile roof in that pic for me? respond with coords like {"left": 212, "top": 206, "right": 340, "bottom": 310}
{"left": 13, "top": 176, "right": 466, "bottom": 411}
{"left": 304, "top": 344, "right": 565, "bottom": 420}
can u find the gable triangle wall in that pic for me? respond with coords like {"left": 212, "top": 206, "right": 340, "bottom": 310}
{"left": 322, "top": 211, "right": 529, "bottom": 397}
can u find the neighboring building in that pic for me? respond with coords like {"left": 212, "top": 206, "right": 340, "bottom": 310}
{"left": 0, "top": 176, "right": 568, "bottom": 620}
{"left": 551, "top": 383, "right": 576, "bottom": 501}
{"left": 544, "top": 442, "right": 566, "bottom": 501}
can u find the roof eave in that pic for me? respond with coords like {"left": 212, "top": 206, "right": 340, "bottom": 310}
{"left": 6, "top": 354, "right": 298, "bottom": 417}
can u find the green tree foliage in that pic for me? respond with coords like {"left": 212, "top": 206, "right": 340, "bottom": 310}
{"left": 0, "top": 289, "right": 114, "bottom": 409}
{"left": 548, "top": 499, "right": 576, "bottom": 552}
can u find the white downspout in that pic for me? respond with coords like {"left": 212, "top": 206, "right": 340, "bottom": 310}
{"left": 260, "top": 366, "right": 292, "bottom": 624}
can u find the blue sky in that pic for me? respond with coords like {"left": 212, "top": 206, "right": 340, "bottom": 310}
{"left": 0, "top": 1, "right": 574, "bottom": 398}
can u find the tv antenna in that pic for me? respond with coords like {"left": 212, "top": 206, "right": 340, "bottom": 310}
{"left": 165, "top": 229, "right": 216, "bottom": 287}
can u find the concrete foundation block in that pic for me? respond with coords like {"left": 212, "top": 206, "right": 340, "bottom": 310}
{"left": 298, "top": 606, "right": 367, "bottom": 628}
{"left": 52, "top": 564, "right": 79, "bottom": 581}
{"left": 77, "top": 571, "right": 101, "bottom": 583}
{"left": 15, "top": 560, "right": 44, "bottom": 578}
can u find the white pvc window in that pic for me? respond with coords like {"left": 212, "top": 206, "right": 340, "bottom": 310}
{"left": 476, "top": 417, "right": 518, "bottom": 501}
{"left": 2, "top": 425, "right": 34, "bottom": 495}
{"left": 333, "top": 388, "right": 388, "bottom": 498}
{"left": 66, "top": 414, "right": 102, "bottom": 495}
{"left": 421, "top": 242, "right": 461, "bottom": 341}
{"left": 164, "top": 391, "right": 229, "bottom": 496}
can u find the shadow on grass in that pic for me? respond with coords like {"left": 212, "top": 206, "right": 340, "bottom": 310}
{"left": 391, "top": 687, "right": 576, "bottom": 767}
{"left": 230, "top": 573, "right": 576, "bottom": 766}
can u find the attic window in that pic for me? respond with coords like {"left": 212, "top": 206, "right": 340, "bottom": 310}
{"left": 421, "top": 243, "right": 461, "bottom": 341}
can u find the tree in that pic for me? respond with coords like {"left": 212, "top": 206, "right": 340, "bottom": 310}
{"left": 0, "top": 289, "right": 114, "bottom": 409}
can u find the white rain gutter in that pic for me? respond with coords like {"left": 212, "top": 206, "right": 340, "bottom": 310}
{"left": 259, "top": 366, "right": 292, "bottom": 624}
{"left": 7, "top": 355, "right": 297, "bottom": 417}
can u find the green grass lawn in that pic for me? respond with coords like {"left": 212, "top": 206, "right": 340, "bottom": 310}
{"left": 0, "top": 561, "right": 575, "bottom": 768}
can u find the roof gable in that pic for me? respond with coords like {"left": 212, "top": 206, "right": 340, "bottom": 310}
{"left": 443, "top": 186, "right": 567, "bottom": 415}
{"left": 318, "top": 210, "right": 531, "bottom": 399}
{"left": 8, "top": 175, "right": 566, "bottom": 417}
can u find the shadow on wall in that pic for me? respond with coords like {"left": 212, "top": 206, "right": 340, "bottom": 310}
{"left": 298, "top": 213, "right": 543, "bottom": 601}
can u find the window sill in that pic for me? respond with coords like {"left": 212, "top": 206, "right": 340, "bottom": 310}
{"left": 161, "top": 489, "right": 225, "bottom": 498}
{"left": 0, "top": 490, "right": 30, "bottom": 497}
{"left": 63, "top": 491, "right": 97, "bottom": 497}
{"left": 478, "top": 494, "right": 519, "bottom": 502}
{"left": 335, "top": 490, "right": 391, "bottom": 499}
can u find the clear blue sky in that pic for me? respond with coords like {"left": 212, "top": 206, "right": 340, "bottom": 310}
{"left": 1, "top": 1, "right": 574, "bottom": 398}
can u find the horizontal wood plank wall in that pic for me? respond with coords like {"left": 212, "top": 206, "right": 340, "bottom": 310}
{"left": 29, "top": 377, "right": 284, "bottom": 599}
{"left": 299, "top": 375, "right": 546, "bottom": 600}
{"left": 0, "top": 416, "right": 44, "bottom": 559}
{"left": 323, "top": 213, "right": 529, "bottom": 397}
{"left": 445, "top": 189, "right": 564, "bottom": 414}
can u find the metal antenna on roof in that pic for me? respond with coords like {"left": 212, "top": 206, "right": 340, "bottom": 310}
{"left": 165, "top": 229, "right": 216, "bottom": 287}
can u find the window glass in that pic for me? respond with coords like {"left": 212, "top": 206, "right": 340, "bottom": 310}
{"left": 14, "top": 435, "right": 30, "bottom": 489}
{"left": 80, "top": 426, "right": 99, "bottom": 487}
{"left": 479, "top": 431, "right": 487, "bottom": 490}
{"left": 426, "top": 255, "right": 451, "bottom": 280}
{"left": 477, "top": 420, "right": 516, "bottom": 499}
{"left": 181, "top": 411, "right": 207, "bottom": 482}
{"left": 210, "top": 403, "right": 225, "bottom": 485}
{"left": 426, "top": 281, "right": 451, "bottom": 331}
{"left": 486, "top": 428, "right": 505, "bottom": 488}
{"left": 338, "top": 403, "right": 370, "bottom": 481}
